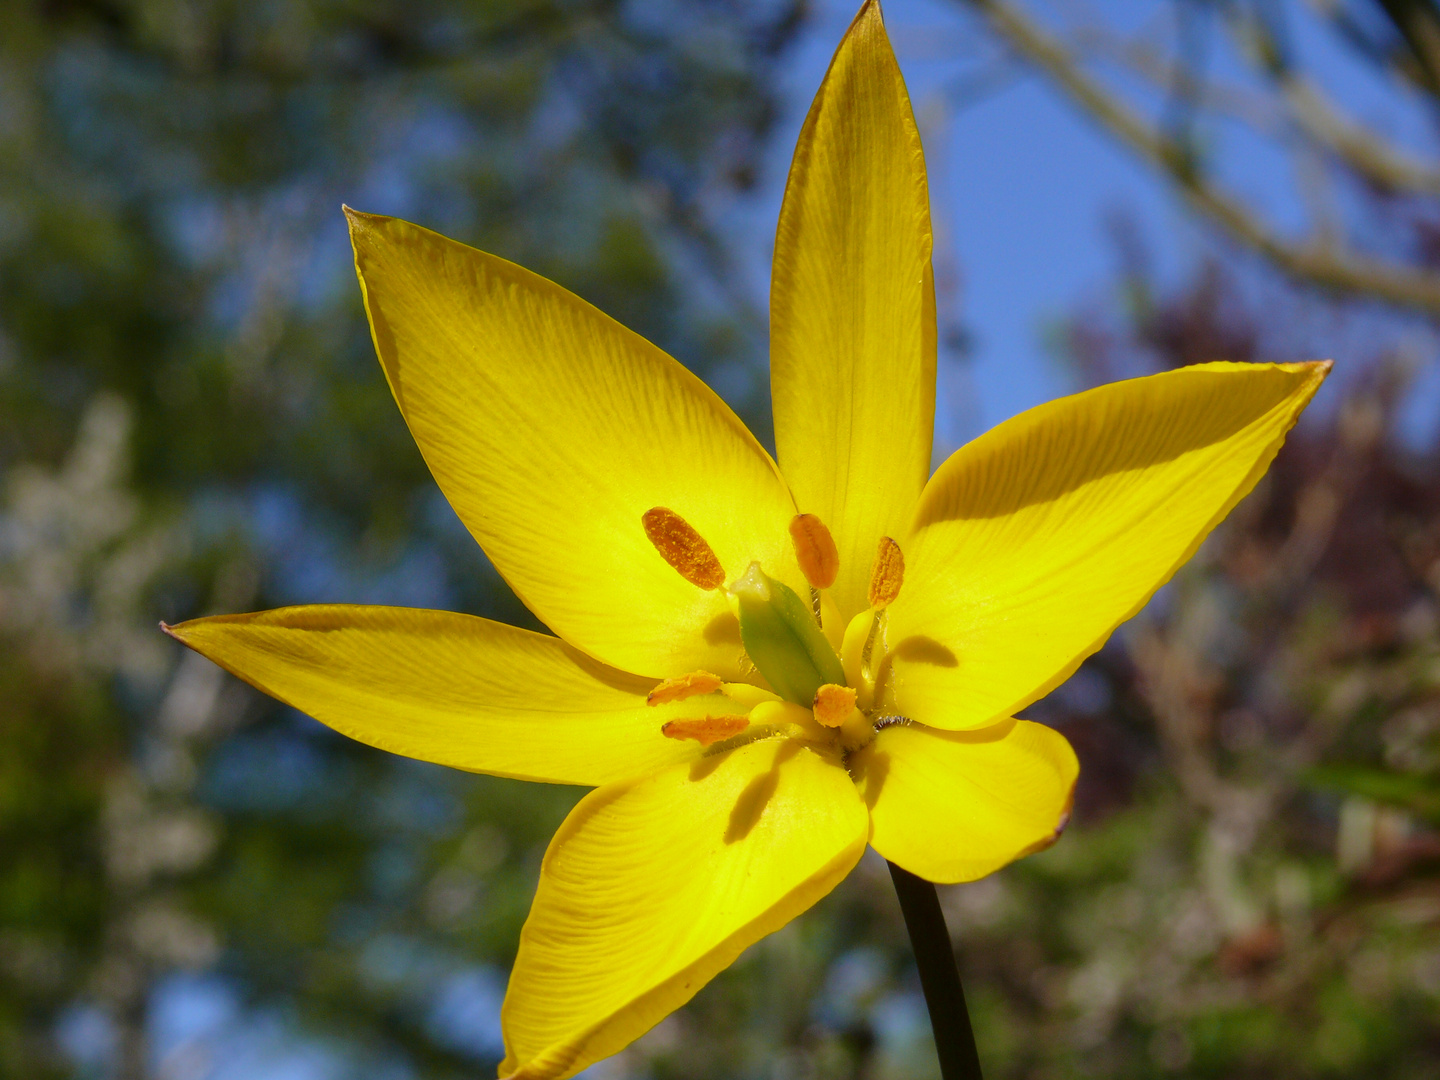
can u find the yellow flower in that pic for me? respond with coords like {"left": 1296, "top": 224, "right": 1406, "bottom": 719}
{"left": 163, "top": 3, "right": 1329, "bottom": 1077}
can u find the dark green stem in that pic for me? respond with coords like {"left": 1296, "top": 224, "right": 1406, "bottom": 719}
{"left": 887, "top": 861, "right": 984, "bottom": 1080}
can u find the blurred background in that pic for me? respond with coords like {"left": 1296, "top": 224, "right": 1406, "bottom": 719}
{"left": 4, "top": 0, "right": 1440, "bottom": 1076}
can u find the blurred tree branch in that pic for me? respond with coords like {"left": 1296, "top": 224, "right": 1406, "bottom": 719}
{"left": 960, "top": 0, "right": 1440, "bottom": 315}
{"left": 1373, "top": 0, "right": 1440, "bottom": 93}
{"left": 1080, "top": 18, "right": 1440, "bottom": 196}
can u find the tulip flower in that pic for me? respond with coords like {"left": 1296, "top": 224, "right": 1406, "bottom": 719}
{"left": 163, "top": 2, "right": 1328, "bottom": 1076}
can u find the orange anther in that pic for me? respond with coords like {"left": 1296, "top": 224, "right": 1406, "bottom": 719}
{"left": 812, "top": 683, "right": 857, "bottom": 728}
{"left": 642, "top": 507, "right": 726, "bottom": 590}
{"left": 660, "top": 715, "right": 749, "bottom": 747}
{"left": 867, "top": 536, "right": 904, "bottom": 608}
{"left": 789, "top": 513, "right": 839, "bottom": 590}
{"left": 646, "top": 670, "right": 724, "bottom": 706}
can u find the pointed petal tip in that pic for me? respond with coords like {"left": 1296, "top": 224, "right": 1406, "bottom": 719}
{"left": 343, "top": 205, "right": 367, "bottom": 246}
{"left": 160, "top": 615, "right": 211, "bottom": 647}
{"left": 848, "top": 0, "right": 887, "bottom": 39}
{"left": 342, "top": 205, "right": 392, "bottom": 241}
{"left": 1286, "top": 358, "right": 1332, "bottom": 398}
{"left": 160, "top": 617, "right": 204, "bottom": 652}
{"left": 1278, "top": 358, "right": 1331, "bottom": 382}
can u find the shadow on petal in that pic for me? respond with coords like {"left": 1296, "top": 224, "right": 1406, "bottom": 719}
{"left": 853, "top": 746, "right": 890, "bottom": 811}
{"left": 889, "top": 635, "right": 958, "bottom": 667}
{"left": 725, "top": 740, "right": 800, "bottom": 843}
{"left": 854, "top": 718, "right": 1024, "bottom": 812}
{"left": 918, "top": 366, "right": 1320, "bottom": 525}
{"left": 703, "top": 611, "right": 742, "bottom": 646}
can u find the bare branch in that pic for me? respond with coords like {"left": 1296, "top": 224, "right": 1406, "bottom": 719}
{"left": 1376, "top": 0, "right": 1440, "bottom": 98}
{"left": 1072, "top": 26, "right": 1281, "bottom": 134}
{"left": 962, "top": 0, "right": 1440, "bottom": 315}
{"left": 1083, "top": 15, "right": 1440, "bottom": 196}
{"left": 1223, "top": 7, "right": 1440, "bottom": 197}
{"left": 1306, "top": 0, "right": 1440, "bottom": 97}
{"left": 1281, "top": 76, "right": 1440, "bottom": 195}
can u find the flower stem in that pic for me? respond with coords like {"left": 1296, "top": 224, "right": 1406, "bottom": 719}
{"left": 887, "top": 861, "right": 983, "bottom": 1080}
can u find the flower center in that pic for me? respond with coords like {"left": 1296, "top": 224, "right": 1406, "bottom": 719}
{"left": 642, "top": 506, "right": 905, "bottom": 754}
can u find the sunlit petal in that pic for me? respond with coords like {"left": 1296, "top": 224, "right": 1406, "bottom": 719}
{"left": 853, "top": 719, "right": 1077, "bottom": 883}
{"left": 165, "top": 605, "right": 743, "bottom": 786}
{"left": 885, "top": 361, "right": 1329, "bottom": 729}
{"left": 347, "top": 210, "right": 802, "bottom": 679}
{"left": 499, "top": 738, "right": 868, "bottom": 1079}
{"left": 770, "top": 0, "right": 936, "bottom": 621}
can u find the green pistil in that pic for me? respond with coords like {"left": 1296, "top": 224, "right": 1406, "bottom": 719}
{"left": 730, "top": 562, "right": 846, "bottom": 707}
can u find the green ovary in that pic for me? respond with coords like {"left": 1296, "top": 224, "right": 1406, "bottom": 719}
{"left": 729, "top": 562, "right": 846, "bottom": 705}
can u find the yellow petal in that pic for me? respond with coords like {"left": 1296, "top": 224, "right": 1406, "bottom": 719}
{"left": 500, "top": 738, "right": 868, "bottom": 1079}
{"left": 885, "top": 361, "right": 1329, "bottom": 729}
{"left": 346, "top": 210, "right": 802, "bottom": 680}
{"left": 853, "top": 719, "right": 1077, "bottom": 884}
{"left": 769, "top": 0, "right": 936, "bottom": 622}
{"left": 164, "top": 606, "right": 744, "bottom": 786}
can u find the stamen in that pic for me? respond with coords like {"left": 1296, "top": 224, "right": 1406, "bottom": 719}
{"left": 789, "top": 513, "right": 839, "bottom": 590}
{"left": 861, "top": 613, "right": 881, "bottom": 671}
{"left": 840, "top": 610, "right": 873, "bottom": 694}
{"left": 812, "top": 683, "right": 857, "bottom": 728}
{"left": 642, "top": 507, "right": 726, "bottom": 590}
{"left": 749, "top": 699, "right": 813, "bottom": 729}
{"left": 750, "top": 699, "right": 823, "bottom": 743}
{"left": 721, "top": 682, "right": 777, "bottom": 708}
{"left": 867, "top": 536, "right": 904, "bottom": 608}
{"left": 647, "top": 670, "right": 723, "bottom": 706}
{"left": 660, "top": 715, "right": 749, "bottom": 747}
